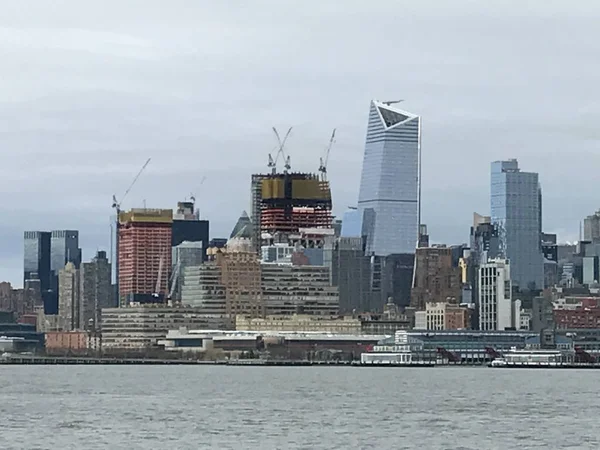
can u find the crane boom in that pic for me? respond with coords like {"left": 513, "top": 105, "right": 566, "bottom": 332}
{"left": 155, "top": 255, "right": 164, "bottom": 296}
{"left": 272, "top": 127, "right": 293, "bottom": 171}
{"left": 318, "top": 128, "right": 336, "bottom": 181}
{"left": 122, "top": 158, "right": 151, "bottom": 204}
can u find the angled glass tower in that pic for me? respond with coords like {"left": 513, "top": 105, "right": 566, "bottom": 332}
{"left": 357, "top": 100, "right": 421, "bottom": 256}
{"left": 491, "top": 159, "right": 544, "bottom": 290}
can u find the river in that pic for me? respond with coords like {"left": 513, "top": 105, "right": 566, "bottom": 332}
{"left": 0, "top": 366, "right": 598, "bottom": 449}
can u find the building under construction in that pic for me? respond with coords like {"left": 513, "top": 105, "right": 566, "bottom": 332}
{"left": 118, "top": 209, "right": 172, "bottom": 305}
{"left": 252, "top": 172, "right": 332, "bottom": 252}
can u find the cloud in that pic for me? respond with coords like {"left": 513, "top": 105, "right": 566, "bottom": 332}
{"left": 1, "top": 0, "right": 599, "bottom": 285}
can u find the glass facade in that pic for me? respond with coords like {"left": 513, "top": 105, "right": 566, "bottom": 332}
{"left": 23, "top": 231, "right": 52, "bottom": 312}
{"left": 490, "top": 159, "right": 544, "bottom": 290}
{"left": 357, "top": 100, "right": 420, "bottom": 256}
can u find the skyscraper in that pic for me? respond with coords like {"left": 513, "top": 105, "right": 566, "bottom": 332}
{"left": 49, "top": 230, "right": 81, "bottom": 315}
{"left": 357, "top": 100, "right": 421, "bottom": 256}
{"left": 171, "top": 201, "right": 209, "bottom": 261}
{"left": 50, "top": 230, "right": 81, "bottom": 274}
{"left": 58, "top": 262, "right": 80, "bottom": 331}
{"left": 23, "top": 231, "right": 52, "bottom": 313}
{"left": 490, "top": 159, "right": 544, "bottom": 290}
{"left": 584, "top": 210, "right": 600, "bottom": 242}
{"left": 80, "top": 251, "right": 113, "bottom": 326}
{"left": 118, "top": 209, "right": 172, "bottom": 305}
{"left": 478, "top": 259, "right": 512, "bottom": 331}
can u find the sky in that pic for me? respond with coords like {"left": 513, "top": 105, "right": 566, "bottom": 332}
{"left": 1, "top": 0, "right": 599, "bottom": 286}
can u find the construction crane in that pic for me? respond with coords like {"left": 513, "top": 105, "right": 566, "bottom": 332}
{"left": 111, "top": 158, "right": 152, "bottom": 216}
{"left": 110, "top": 157, "right": 151, "bottom": 298}
{"left": 167, "top": 254, "right": 181, "bottom": 300}
{"left": 153, "top": 255, "right": 165, "bottom": 298}
{"left": 318, "top": 128, "right": 336, "bottom": 181}
{"left": 269, "top": 127, "right": 292, "bottom": 173}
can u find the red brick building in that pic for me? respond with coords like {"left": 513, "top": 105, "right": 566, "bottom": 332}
{"left": 118, "top": 209, "right": 172, "bottom": 304}
{"left": 554, "top": 308, "right": 600, "bottom": 329}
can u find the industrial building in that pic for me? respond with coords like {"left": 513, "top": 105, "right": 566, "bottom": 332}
{"left": 100, "top": 306, "right": 233, "bottom": 351}
{"left": 118, "top": 209, "right": 173, "bottom": 305}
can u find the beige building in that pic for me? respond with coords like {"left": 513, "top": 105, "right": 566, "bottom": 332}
{"left": 414, "top": 302, "right": 470, "bottom": 330}
{"left": 217, "top": 237, "right": 264, "bottom": 318}
{"left": 100, "top": 306, "right": 233, "bottom": 351}
{"left": 235, "top": 314, "right": 361, "bottom": 333}
{"left": 58, "top": 262, "right": 81, "bottom": 331}
{"left": 411, "top": 246, "right": 461, "bottom": 309}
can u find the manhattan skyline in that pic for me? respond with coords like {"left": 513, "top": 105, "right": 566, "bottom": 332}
{"left": 1, "top": 1, "right": 599, "bottom": 284}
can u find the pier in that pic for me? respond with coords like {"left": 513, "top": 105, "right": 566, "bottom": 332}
{"left": 0, "top": 355, "right": 357, "bottom": 366}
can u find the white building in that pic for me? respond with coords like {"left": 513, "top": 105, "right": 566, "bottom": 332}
{"left": 478, "top": 259, "right": 512, "bottom": 330}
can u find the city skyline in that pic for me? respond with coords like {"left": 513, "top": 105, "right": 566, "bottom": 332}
{"left": 2, "top": 1, "right": 600, "bottom": 284}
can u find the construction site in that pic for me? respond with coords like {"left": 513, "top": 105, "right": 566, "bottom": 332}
{"left": 251, "top": 127, "right": 336, "bottom": 252}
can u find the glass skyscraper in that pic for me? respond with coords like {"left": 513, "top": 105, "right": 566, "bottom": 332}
{"left": 490, "top": 159, "right": 544, "bottom": 290}
{"left": 357, "top": 100, "right": 421, "bottom": 256}
{"left": 23, "top": 231, "right": 52, "bottom": 311}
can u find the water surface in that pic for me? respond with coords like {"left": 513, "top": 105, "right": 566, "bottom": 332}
{"left": 0, "top": 366, "right": 598, "bottom": 449}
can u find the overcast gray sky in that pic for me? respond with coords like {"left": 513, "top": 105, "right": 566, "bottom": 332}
{"left": 1, "top": 0, "right": 599, "bottom": 286}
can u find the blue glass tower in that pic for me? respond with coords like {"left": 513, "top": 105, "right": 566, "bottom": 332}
{"left": 357, "top": 100, "right": 421, "bottom": 256}
{"left": 490, "top": 159, "right": 543, "bottom": 290}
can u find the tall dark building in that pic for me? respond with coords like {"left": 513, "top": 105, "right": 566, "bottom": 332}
{"left": 23, "top": 231, "right": 52, "bottom": 313}
{"left": 331, "top": 237, "right": 373, "bottom": 313}
{"left": 171, "top": 201, "right": 209, "bottom": 261}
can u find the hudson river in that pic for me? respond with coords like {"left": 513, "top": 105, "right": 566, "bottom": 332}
{"left": 1, "top": 366, "right": 598, "bottom": 449}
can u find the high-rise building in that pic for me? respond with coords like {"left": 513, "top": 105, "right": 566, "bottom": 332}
{"left": 340, "top": 207, "right": 361, "bottom": 238}
{"left": 80, "top": 251, "right": 113, "bottom": 328}
{"left": 118, "top": 209, "right": 172, "bottom": 305}
{"left": 58, "top": 262, "right": 80, "bottom": 331}
{"left": 51, "top": 230, "right": 81, "bottom": 275}
{"left": 478, "top": 259, "right": 512, "bottom": 331}
{"left": 584, "top": 210, "right": 600, "bottom": 242}
{"left": 410, "top": 246, "right": 461, "bottom": 310}
{"left": 50, "top": 230, "right": 81, "bottom": 314}
{"left": 217, "top": 237, "right": 264, "bottom": 318}
{"left": 331, "top": 237, "right": 375, "bottom": 313}
{"left": 357, "top": 100, "right": 421, "bottom": 256}
{"left": 23, "top": 231, "right": 52, "bottom": 313}
{"left": 256, "top": 172, "right": 332, "bottom": 249}
{"left": 491, "top": 159, "right": 544, "bottom": 290}
{"left": 171, "top": 201, "right": 209, "bottom": 261}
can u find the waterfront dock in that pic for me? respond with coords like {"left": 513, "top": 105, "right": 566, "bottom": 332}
{"left": 0, "top": 355, "right": 357, "bottom": 366}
